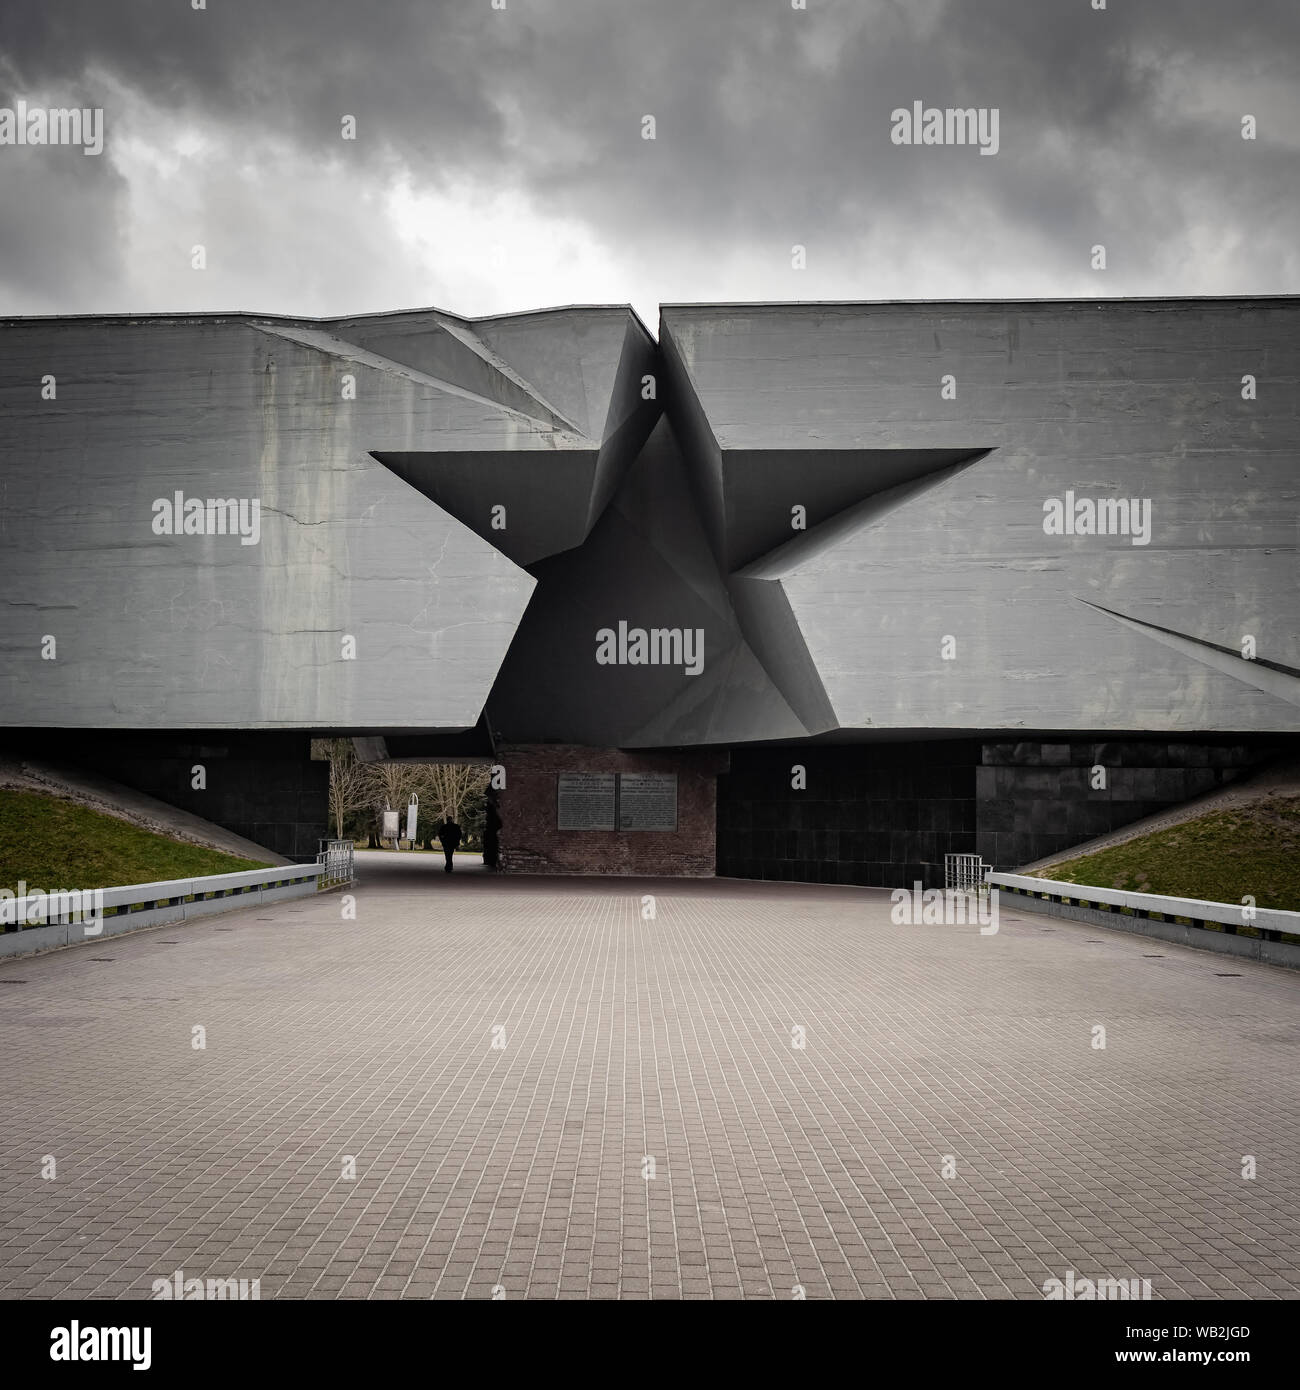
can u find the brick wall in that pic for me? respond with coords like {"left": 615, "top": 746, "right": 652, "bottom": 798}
{"left": 497, "top": 745, "right": 727, "bottom": 876}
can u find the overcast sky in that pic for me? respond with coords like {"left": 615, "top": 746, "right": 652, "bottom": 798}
{"left": 1, "top": 0, "right": 1296, "bottom": 330}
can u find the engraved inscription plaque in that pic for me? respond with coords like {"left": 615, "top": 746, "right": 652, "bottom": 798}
{"left": 556, "top": 772, "right": 617, "bottom": 830}
{"left": 618, "top": 772, "right": 678, "bottom": 831}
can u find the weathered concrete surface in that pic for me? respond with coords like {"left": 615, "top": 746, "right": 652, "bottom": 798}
{"left": 372, "top": 308, "right": 660, "bottom": 567}
{"left": 1, "top": 862, "right": 1296, "bottom": 1299}
{"left": 0, "top": 306, "right": 650, "bottom": 733}
{"left": 662, "top": 298, "right": 1300, "bottom": 736}
{"left": 4, "top": 299, "right": 1296, "bottom": 748}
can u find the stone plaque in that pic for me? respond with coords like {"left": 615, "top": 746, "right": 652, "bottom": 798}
{"left": 618, "top": 772, "right": 678, "bottom": 831}
{"left": 557, "top": 772, "right": 617, "bottom": 830}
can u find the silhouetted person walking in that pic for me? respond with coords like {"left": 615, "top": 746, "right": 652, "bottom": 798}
{"left": 437, "top": 817, "right": 461, "bottom": 873}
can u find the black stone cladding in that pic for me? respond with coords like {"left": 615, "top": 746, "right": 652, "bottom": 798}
{"left": 6, "top": 730, "right": 328, "bottom": 861}
{"left": 717, "top": 738, "right": 1290, "bottom": 888}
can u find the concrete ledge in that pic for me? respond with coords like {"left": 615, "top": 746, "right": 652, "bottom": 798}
{"left": 0, "top": 865, "right": 324, "bottom": 960}
{"left": 991, "top": 872, "right": 1299, "bottom": 934}
{"left": 993, "top": 877, "right": 1300, "bottom": 971}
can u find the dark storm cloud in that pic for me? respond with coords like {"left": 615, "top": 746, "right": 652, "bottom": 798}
{"left": 0, "top": 0, "right": 1296, "bottom": 315}
{"left": 0, "top": 0, "right": 510, "bottom": 166}
{"left": 0, "top": 143, "right": 126, "bottom": 304}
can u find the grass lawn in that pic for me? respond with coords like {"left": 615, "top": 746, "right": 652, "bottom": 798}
{"left": 0, "top": 789, "right": 272, "bottom": 891}
{"left": 1029, "top": 795, "right": 1300, "bottom": 912}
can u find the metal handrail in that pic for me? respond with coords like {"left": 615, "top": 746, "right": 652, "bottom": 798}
{"left": 316, "top": 839, "right": 355, "bottom": 889}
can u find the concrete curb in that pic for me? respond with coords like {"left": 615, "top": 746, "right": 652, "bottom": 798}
{"left": 0, "top": 865, "right": 333, "bottom": 960}
{"left": 997, "top": 886, "right": 1300, "bottom": 971}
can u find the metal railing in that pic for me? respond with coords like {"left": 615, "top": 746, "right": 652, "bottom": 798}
{"left": 945, "top": 853, "right": 992, "bottom": 898}
{"left": 316, "top": 839, "right": 355, "bottom": 889}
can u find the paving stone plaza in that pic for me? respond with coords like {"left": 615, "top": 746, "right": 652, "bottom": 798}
{"left": 1, "top": 854, "right": 1296, "bottom": 1300}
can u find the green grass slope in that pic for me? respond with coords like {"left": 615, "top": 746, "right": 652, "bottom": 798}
{"left": 0, "top": 789, "right": 272, "bottom": 891}
{"left": 1029, "top": 795, "right": 1300, "bottom": 912}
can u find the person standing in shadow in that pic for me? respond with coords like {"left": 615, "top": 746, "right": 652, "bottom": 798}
{"left": 436, "top": 817, "right": 462, "bottom": 873}
{"left": 483, "top": 797, "right": 501, "bottom": 870}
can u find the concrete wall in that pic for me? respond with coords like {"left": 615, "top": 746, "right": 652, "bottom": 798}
{"left": 0, "top": 311, "right": 614, "bottom": 731}
{"left": 4, "top": 299, "right": 1295, "bottom": 755}
{"left": 497, "top": 744, "right": 727, "bottom": 876}
{"left": 663, "top": 299, "right": 1300, "bottom": 738}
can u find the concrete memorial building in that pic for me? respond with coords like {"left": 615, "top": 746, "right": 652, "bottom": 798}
{"left": 1, "top": 298, "right": 1297, "bottom": 882}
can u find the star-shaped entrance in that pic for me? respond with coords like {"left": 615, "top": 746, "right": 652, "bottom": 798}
{"left": 378, "top": 421, "right": 991, "bottom": 746}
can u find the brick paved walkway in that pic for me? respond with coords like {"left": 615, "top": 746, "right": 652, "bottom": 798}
{"left": 1, "top": 853, "right": 1297, "bottom": 1300}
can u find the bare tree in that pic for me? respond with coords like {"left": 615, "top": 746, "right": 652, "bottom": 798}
{"left": 423, "top": 763, "right": 490, "bottom": 824}
{"left": 319, "top": 754, "right": 491, "bottom": 849}
{"left": 313, "top": 739, "right": 373, "bottom": 842}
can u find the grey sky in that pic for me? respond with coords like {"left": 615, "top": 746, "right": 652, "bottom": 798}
{"left": 1, "top": 0, "right": 1296, "bottom": 328}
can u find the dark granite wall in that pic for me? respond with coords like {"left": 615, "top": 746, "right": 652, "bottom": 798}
{"left": 7, "top": 731, "right": 328, "bottom": 861}
{"left": 716, "top": 743, "right": 980, "bottom": 887}
{"left": 718, "top": 737, "right": 1290, "bottom": 887}
{"left": 976, "top": 739, "right": 1288, "bottom": 870}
